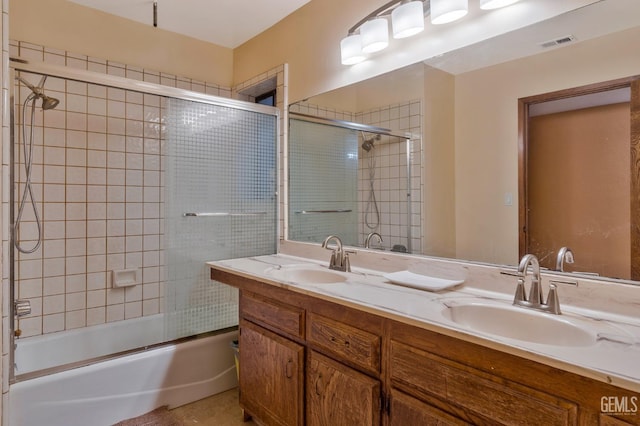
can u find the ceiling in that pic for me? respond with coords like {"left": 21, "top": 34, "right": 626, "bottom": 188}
{"left": 67, "top": 0, "right": 312, "bottom": 49}
{"left": 423, "top": 0, "right": 640, "bottom": 74}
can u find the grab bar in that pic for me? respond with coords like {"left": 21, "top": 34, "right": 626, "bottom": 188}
{"left": 294, "top": 209, "right": 353, "bottom": 214}
{"left": 183, "top": 212, "right": 267, "bottom": 217}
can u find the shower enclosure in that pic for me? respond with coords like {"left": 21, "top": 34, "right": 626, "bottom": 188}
{"left": 9, "top": 60, "right": 278, "bottom": 379}
{"left": 288, "top": 114, "right": 415, "bottom": 252}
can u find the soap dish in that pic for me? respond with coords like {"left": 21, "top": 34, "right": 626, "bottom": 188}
{"left": 383, "top": 270, "right": 463, "bottom": 292}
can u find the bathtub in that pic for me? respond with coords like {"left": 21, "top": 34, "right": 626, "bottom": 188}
{"left": 9, "top": 322, "right": 239, "bottom": 426}
{"left": 14, "top": 314, "right": 166, "bottom": 375}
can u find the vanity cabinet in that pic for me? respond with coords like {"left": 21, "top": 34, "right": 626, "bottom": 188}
{"left": 239, "top": 320, "right": 304, "bottom": 426}
{"left": 210, "top": 267, "right": 640, "bottom": 426}
{"left": 306, "top": 350, "right": 381, "bottom": 425}
{"left": 389, "top": 388, "right": 470, "bottom": 426}
{"left": 389, "top": 340, "right": 577, "bottom": 425}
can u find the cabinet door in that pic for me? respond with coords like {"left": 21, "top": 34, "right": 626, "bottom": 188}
{"left": 307, "top": 351, "right": 381, "bottom": 426}
{"left": 389, "top": 389, "right": 470, "bottom": 426}
{"left": 240, "top": 320, "right": 304, "bottom": 426}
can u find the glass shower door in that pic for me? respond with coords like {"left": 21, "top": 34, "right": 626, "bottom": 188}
{"left": 164, "top": 98, "right": 278, "bottom": 340}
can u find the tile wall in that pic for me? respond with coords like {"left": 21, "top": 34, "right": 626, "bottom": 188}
{"left": 2, "top": 0, "right": 8, "bottom": 417}
{"left": 7, "top": 40, "right": 287, "bottom": 339}
{"left": 356, "top": 101, "right": 423, "bottom": 252}
{"left": 289, "top": 100, "right": 423, "bottom": 252}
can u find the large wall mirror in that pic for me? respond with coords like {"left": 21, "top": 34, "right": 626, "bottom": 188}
{"left": 287, "top": 0, "right": 640, "bottom": 285}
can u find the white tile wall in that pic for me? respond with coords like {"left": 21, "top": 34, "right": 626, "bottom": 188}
{"left": 356, "top": 100, "right": 423, "bottom": 253}
{"left": 288, "top": 100, "right": 423, "bottom": 252}
{"left": 9, "top": 39, "right": 234, "bottom": 338}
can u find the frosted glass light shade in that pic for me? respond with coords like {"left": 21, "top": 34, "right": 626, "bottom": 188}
{"left": 361, "top": 18, "right": 389, "bottom": 53}
{"left": 340, "top": 34, "right": 365, "bottom": 65}
{"left": 479, "top": 0, "right": 520, "bottom": 9}
{"left": 431, "top": 0, "right": 468, "bottom": 24}
{"left": 392, "top": 1, "right": 425, "bottom": 39}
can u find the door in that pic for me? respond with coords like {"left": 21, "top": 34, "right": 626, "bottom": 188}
{"left": 306, "top": 350, "right": 381, "bottom": 426}
{"left": 520, "top": 78, "right": 640, "bottom": 280}
{"left": 240, "top": 320, "right": 304, "bottom": 426}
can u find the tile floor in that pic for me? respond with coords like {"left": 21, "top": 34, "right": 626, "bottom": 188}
{"left": 170, "top": 388, "right": 257, "bottom": 425}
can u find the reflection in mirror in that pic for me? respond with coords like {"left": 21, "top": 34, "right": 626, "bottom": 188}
{"left": 287, "top": 0, "right": 640, "bottom": 285}
{"left": 288, "top": 114, "right": 421, "bottom": 252}
{"left": 521, "top": 79, "right": 639, "bottom": 281}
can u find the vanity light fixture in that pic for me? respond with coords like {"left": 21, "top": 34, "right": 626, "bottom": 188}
{"left": 430, "top": 0, "right": 468, "bottom": 25}
{"left": 340, "top": 0, "right": 519, "bottom": 65}
{"left": 479, "top": 0, "right": 520, "bottom": 10}
{"left": 361, "top": 17, "right": 390, "bottom": 53}
{"left": 340, "top": 34, "right": 366, "bottom": 65}
{"left": 392, "top": 1, "right": 425, "bottom": 39}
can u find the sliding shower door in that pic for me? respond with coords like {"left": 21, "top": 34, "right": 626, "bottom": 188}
{"left": 288, "top": 119, "right": 358, "bottom": 245}
{"left": 10, "top": 63, "right": 278, "bottom": 378}
{"left": 164, "top": 99, "right": 277, "bottom": 340}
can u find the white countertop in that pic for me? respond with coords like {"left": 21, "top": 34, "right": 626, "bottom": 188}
{"left": 207, "top": 253, "right": 640, "bottom": 393}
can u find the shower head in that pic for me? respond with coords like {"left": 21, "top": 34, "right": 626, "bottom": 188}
{"left": 40, "top": 95, "right": 60, "bottom": 110}
{"left": 361, "top": 134, "right": 381, "bottom": 152}
{"left": 17, "top": 75, "right": 60, "bottom": 110}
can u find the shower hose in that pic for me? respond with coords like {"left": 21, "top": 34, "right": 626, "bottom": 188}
{"left": 14, "top": 90, "right": 43, "bottom": 254}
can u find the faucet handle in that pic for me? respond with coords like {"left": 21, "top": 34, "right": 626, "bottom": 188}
{"left": 513, "top": 277, "right": 527, "bottom": 304}
{"left": 545, "top": 283, "right": 561, "bottom": 315}
{"left": 343, "top": 252, "right": 351, "bottom": 273}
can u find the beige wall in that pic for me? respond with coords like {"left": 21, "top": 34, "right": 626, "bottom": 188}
{"left": 9, "top": 0, "right": 233, "bottom": 86}
{"left": 234, "top": 0, "right": 599, "bottom": 105}
{"left": 423, "top": 67, "right": 455, "bottom": 258}
{"left": 454, "top": 26, "right": 640, "bottom": 265}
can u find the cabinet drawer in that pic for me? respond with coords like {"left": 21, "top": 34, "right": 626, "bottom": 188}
{"left": 308, "top": 312, "right": 381, "bottom": 374}
{"left": 242, "top": 292, "right": 304, "bottom": 339}
{"left": 390, "top": 341, "right": 578, "bottom": 425}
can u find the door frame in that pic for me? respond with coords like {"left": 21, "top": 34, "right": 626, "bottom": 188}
{"left": 518, "top": 75, "right": 640, "bottom": 277}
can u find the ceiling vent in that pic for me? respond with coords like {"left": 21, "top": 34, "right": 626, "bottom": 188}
{"left": 540, "top": 35, "right": 576, "bottom": 48}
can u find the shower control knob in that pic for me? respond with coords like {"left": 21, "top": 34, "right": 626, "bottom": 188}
{"left": 14, "top": 299, "right": 31, "bottom": 317}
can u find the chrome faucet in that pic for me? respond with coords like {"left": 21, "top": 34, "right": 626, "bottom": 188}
{"left": 321, "top": 235, "right": 351, "bottom": 272}
{"left": 555, "top": 247, "right": 574, "bottom": 272}
{"left": 364, "top": 232, "right": 383, "bottom": 249}
{"left": 513, "top": 254, "right": 561, "bottom": 314}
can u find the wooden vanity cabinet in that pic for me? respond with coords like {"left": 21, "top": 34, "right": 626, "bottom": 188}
{"left": 234, "top": 279, "right": 383, "bottom": 426}
{"left": 210, "top": 268, "right": 640, "bottom": 426}
{"left": 388, "top": 320, "right": 640, "bottom": 425}
{"left": 239, "top": 320, "right": 304, "bottom": 426}
{"left": 306, "top": 350, "right": 381, "bottom": 426}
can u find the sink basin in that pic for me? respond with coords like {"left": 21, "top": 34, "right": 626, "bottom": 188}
{"left": 266, "top": 264, "right": 348, "bottom": 284}
{"left": 441, "top": 302, "right": 596, "bottom": 346}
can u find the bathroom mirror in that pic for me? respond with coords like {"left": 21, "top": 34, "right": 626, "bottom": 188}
{"left": 287, "top": 0, "right": 640, "bottom": 284}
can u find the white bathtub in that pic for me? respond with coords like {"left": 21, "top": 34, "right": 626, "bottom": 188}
{"left": 15, "top": 314, "right": 166, "bottom": 375}
{"left": 9, "top": 322, "right": 238, "bottom": 426}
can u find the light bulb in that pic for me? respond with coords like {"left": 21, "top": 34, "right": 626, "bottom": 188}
{"left": 361, "top": 18, "right": 389, "bottom": 53}
{"left": 480, "top": 0, "right": 520, "bottom": 10}
{"left": 431, "top": 0, "right": 468, "bottom": 25}
{"left": 392, "top": 1, "right": 425, "bottom": 39}
{"left": 340, "top": 34, "right": 365, "bottom": 65}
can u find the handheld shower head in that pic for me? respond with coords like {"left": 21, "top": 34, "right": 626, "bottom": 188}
{"left": 17, "top": 75, "right": 60, "bottom": 110}
{"left": 361, "top": 133, "right": 381, "bottom": 152}
{"left": 40, "top": 95, "right": 60, "bottom": 110}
